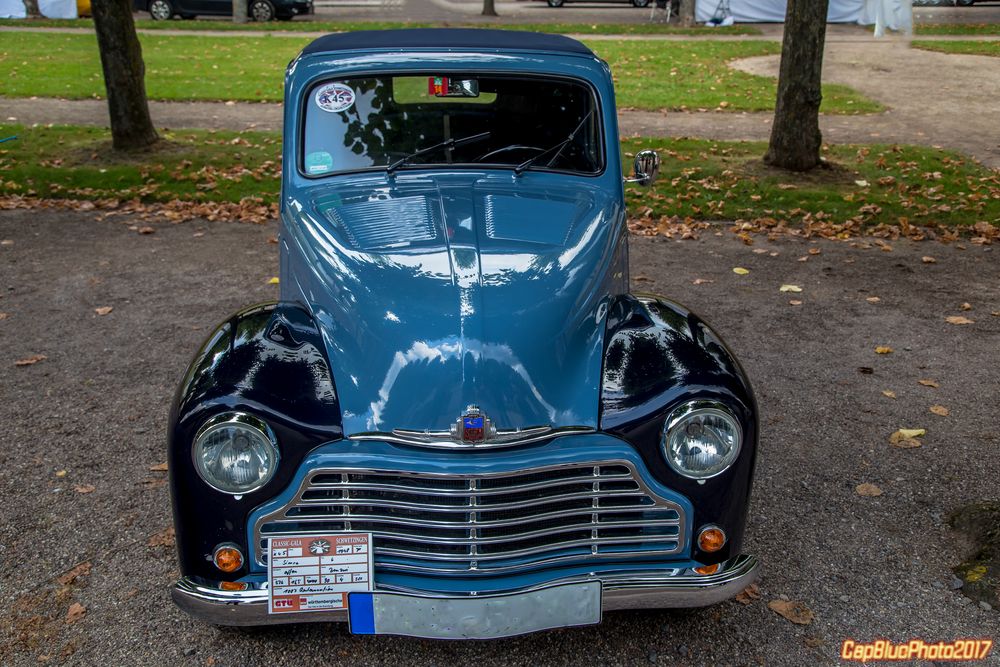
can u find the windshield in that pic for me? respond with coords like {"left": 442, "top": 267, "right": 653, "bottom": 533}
{"left": 301, "top": 74, "right": 603, "bottom": 176}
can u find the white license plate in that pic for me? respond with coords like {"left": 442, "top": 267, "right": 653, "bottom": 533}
{"left": 348, "top": 581, "right": 602, "bottom": 639}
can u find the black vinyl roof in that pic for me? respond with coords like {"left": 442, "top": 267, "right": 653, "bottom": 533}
{"left": 301, "top": 28, "right": 595, "bottom": 57}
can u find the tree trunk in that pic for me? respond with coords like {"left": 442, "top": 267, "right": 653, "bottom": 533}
{"left": 233, "top": 0, "right": 248, "bottom": 23}
{"left": 481, "top": 0, "right": 497, "bottom": 17}
{"left": 22, "top": 0, "right": 41, "bottom": 17}
{"left": 91, "top": 0, "right": 159, "bottom": 151}
{"left": 678, "top": 0, "right": 695, "bottom": 27}
{"left": 764, "top": 0, "right": 829, "bottom": 171}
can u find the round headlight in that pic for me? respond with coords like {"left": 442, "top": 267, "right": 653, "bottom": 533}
{"left": 662, "top": 401, "right": 742, "bottom": 479}
{"left": 193, "top": 413, "right": 279, "bottom": 494}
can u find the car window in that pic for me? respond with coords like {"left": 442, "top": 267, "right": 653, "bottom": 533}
{"left": 301, "top": 74, "right": 602, "bottom": 176}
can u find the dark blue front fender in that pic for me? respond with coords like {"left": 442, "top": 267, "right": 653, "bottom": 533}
{"left": 599, "top": 294, "right": 758, "bottom": 565}
{"left": 168, "top": 302, "right": 343, "bottom": 581}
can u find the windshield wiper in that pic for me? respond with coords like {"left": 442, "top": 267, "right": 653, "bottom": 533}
{"left": 513, "top": 110, "right": 595, "bottom": 176}
{"left": 386, "top": 131, "right": 491, "bottom": 174}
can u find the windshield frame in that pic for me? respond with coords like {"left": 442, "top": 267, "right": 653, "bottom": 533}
{"left": 296, "top": 70, "right": 607, "bottom": 180}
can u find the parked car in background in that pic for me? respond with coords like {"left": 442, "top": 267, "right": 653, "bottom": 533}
{"left": 168, "top": 28, "right": 759, "bottom": 638}
{"left": 544, "top": 0, "right": 651, "bottom": 7}
{"left": 134, "top": 0, "right": 313, "bottom": 21}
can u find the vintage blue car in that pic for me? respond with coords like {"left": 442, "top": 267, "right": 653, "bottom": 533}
{"left": 169, "top": 29, "right": 758, "bottom": 639}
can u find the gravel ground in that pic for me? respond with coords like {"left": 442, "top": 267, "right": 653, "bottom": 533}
{"left": 1, "top": 210, "right": 999, "bottom": 666}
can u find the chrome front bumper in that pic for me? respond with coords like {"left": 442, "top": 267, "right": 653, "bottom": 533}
{"left": 172, "top": 554, "right": 758, "bottom": 628}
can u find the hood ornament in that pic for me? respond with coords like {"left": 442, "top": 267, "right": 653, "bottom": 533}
{"left": 450, "top": 405, "right": 496, "bottom": 444}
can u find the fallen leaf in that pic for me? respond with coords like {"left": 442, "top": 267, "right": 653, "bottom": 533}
{"left": 692, "top": 278, "right": 714, "bottom": 285}
{"left": 797, "top": 256, "right": 809, "bottom": 262}
{"left": 65, "top": 602, "right": 87, "bottom": 625}
{"left": 854, "top": 179, "right": 869, "bottom": 187}
{"left": 929, "top": 405, "right": 949, "bottom": 416}
{"left": 148, "top": 462, "right": 168, "bottom": 472}
{"left": 804, "top": 637, "right": 824, "bottom": 648}
{"left": 960, "top": 303, "right": 972, "bottom": 311}
{"left": 138, "top": 226, "right": 155, "bottom": 235}
{"left": 14, "top": 354, "right": 46, "bottom": 366}
{"left": 267, "top": 236, "right": 279, "bottom": 245}
{"left": 732, "top": 267, "right": 749, "bottom": 275}
{"left": 0, "top": 239, "right": 13, "bottom": 246}
{"left": 992, "top": 311, "right": 1000, "bottom": 317}
{"left": 856, "top": 483, "right": 883, "bottom": 497}
{"left": 192, "top": 231, "right": 205, "bottom": 238}
{"left": 921, "top": 256, "right": 937, "bottom": 264}
{"left": 875, "top": 346, "right": 893, "bottom": 355}
{"left": 752, "top": 248, "right": 768, "bottom": 254}
{"left": 55, "top": 469, "right": 67, "bottom": 478}
{"left": 768, "top": 599, "right": 814, "bottom": 625}
{"left": 882, "top": 390, "right": 896, "bottom": 399}
{"left": 945, "top": 316, "right": 973, "bottom": 325}
{"left": 857, "top": 366, "right": 874, "bottom": 374}
{"left": 140, "top": 477, "right": 167, "bottom": 489}
{"left": 633, "top": 275, "right": 651, "bottom": 282}
{"left": 73, "top": 484, "right": 95, "bottom": 494}
{"left": 147, "top": 526, "right": 175, "bottom": 548}
{"left": 735, "top": 583, "right": 761, "bottom": 605}
{"left": 866, "top": 296, "right": 881, "bottom": 304}
{"left": 268, "top": 277, "right": 280, "bottom": 284}
{"left": 94, "top": 306, "right": 113, "bottom": 316}
{"left": 779, "top": 284, "right": 802, "bottom": 293}
{"left": 789, "top": 300, "right": 803, "bottom": 306}
{"left": 0, "top": 312, "right": 8, "bottom": 320}
{"left": 889, "top": 428, "right": 925, "bottom": 449}
{"left": 57, "top": 562, "right": 92, "bottom": 586}
{"left": 807, "top": 247, "right": 821, "bottom": 255}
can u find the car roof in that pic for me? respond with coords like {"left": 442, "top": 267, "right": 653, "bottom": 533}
{"left": 300, "top": 28, "right": 595, "bottom": 58}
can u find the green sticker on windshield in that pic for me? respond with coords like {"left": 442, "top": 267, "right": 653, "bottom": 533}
{"left": 305, "top": 151, "right": 334, "bottom": 175}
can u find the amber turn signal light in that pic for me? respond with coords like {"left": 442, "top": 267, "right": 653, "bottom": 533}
{"left": 697, "top": 526, "right": 726, "bottom": 553}
{"left": 213, "top": 545, "right": 244, "bottom": 573}
{"left": 220, "top": 581, "right": 249, "bottom": 591}
{"left": 694, "top": 563, "right": 720, "bottom": 575}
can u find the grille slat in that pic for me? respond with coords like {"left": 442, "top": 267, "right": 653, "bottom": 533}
{"left": 302, "top": 474, "right": 635, "bottom": 497}
{"left": 255, "top": 462, "right": 684, "bottom": 573}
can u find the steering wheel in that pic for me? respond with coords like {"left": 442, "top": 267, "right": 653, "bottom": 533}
{"left": 476, "top": 145, "right": 545, "bottom": 162}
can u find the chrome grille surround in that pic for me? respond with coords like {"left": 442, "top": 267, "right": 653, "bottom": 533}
{"left": 253, "top": 461, "right": 685, "bottom": 574}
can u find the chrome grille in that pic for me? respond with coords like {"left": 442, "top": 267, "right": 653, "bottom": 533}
{"left": 254, "top": 463, "right": 684, "bottom": 574}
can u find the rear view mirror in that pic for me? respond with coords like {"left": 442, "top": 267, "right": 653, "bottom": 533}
{"left": 429, "top": 77, "right": 480, "bottom": 98}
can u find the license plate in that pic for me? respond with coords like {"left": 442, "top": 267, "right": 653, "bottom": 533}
{"left": 348, "top": 581, "right": 602, "bottom": 639}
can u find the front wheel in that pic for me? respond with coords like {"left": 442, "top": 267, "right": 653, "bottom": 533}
{"left": 631, "top": 0, "right": 650, "bottom": 6}
{"left": 148, "top": 0, "right": 173, "bottom": 20}
{"left": 250, "top": 0, "right": 275, "bottom": 21}
{"left": 547, "top": 0, "right": 564, "bottom": 6}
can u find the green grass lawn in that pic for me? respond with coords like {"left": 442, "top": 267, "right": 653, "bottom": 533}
{"left": 623, "top": 138, "right": 1000, "bottom": 232}
{"left": 0, "top": 32, "right": 881, "bottom": 113}
{"left": 912, "top": 40, "right": 1000, "bottom": 57}
{"left": 914, "top": 23, "right": 1000, "bottom": 36}
{"left": 2, "top": 124, "right": 995, "bottom": 232}
{"left": 0, "top": 17, "right": 761, "bottom": 35}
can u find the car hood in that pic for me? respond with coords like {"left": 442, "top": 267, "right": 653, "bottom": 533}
{"left": 281, "top": 172, "right": 626, "bottom": 435}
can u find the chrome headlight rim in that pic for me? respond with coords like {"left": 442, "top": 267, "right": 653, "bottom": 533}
{"left": 192, "top": 412, "right": 279, "bottom": 495}
{"left": 661, "top": 400, "right": 742, "bottom": 480}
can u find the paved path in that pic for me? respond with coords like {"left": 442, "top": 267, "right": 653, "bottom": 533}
{"left": 2, "top": 23, "right": 999, "bottom": 41}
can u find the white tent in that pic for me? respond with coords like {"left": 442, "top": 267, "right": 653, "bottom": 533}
{"left": 0, "top": 0, "right": 77, "bottom": 18}
{"left": 696, "top": 0, "right": 912, "bottom": 30}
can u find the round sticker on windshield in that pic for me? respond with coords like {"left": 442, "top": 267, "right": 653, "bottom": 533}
{"left": 315, "top": 83, "right": 355, "bottom": 113}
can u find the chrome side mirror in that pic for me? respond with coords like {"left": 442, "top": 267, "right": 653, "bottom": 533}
{"left": 625, "top": 149, "right": 660, "bottom": 186}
